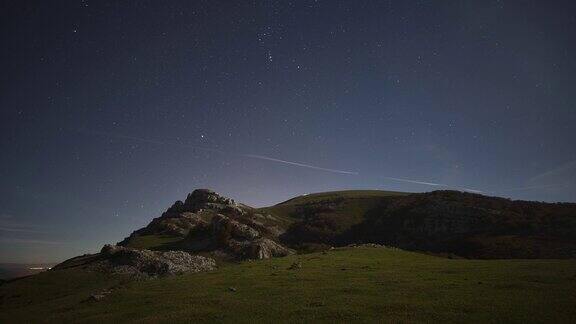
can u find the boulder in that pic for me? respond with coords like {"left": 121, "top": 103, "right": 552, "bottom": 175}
{"left": 227, "top": 238, "right": 294, "bottom": 259}
{"left": 249, "top": 238, "right": 294, "bottom": 259}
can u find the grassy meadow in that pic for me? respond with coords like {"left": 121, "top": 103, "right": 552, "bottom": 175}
{"left": 1, "top": 246, "right": 575, "bottom": 323}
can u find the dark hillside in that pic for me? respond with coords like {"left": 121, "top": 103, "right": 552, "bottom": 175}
{"left": 279, "top": 191, "right": 576, "bottom": 258}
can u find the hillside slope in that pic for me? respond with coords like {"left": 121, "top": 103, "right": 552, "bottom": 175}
{"left": 274, "top": 190, "right": 576, "bottom": 258}
{"left": 115, "top": 189, "right": 576, "bottom": 259}
{"left": 1, "top": 246, "right": 575, "bottom": 323}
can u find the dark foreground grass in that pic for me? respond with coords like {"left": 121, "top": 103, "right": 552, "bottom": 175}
{"left": 1, "top": 247, "right": 576, "bottom": 323}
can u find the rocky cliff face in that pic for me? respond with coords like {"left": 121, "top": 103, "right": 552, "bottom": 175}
{"left": 119, "top": 189, "right": 294, "bottom": 261}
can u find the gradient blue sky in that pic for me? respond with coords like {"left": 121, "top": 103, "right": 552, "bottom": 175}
{"left": 1, "top": 0, "right": 575, "bottom": 263}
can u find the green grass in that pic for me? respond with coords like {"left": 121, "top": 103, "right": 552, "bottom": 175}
{"left": 2, "top": 247, "right": 575, "bottom": 323}
{"left": 258, "top": 189, "right": 408, "bottom": 221}
{"left": 274, "top": 190, "right": 409, "bottom": 206}
{"left": 123, "top": 234, "right": 184, "bottom": 250}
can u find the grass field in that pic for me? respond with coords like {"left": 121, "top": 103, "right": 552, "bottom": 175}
{"left": 273, "top": 190, "right": 408, "bottom": 206}
{"left": 2, "top": 246, "right": 575, "bottom": 323}
{"left": 258, "top": 189, "right": 408, "bottom": 221}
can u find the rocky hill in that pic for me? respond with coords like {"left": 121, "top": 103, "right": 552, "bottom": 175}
{"left": 119, "top": 189, "right": 294, "bottom": 261}
{"left": 121, "top": 189, "right": 576, "bottom": 260}
{"left": 54, "top": 189, "right": 295, "bottom": 278}
{"left": 53, "top": 189, "right": 576, "bottom": 278}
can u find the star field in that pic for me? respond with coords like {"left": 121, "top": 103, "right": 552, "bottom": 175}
{"left": 1, "top": 0, "right": 575, "bottom": 263}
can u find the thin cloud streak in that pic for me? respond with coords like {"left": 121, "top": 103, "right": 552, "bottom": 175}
{"left": 0, "top": 227, "right": 46, "bottom": 234}
{"left": 383, "top": 176, "right": 483, "bottom": 193}
{"left": 0, "top": 238, "right": 64, "bottom": 245}
{"left": 494, "top": 183, "right": 568, "bottom": 193}
{"left": 81, "top": 130, "right": 359, "bottom": 175}
{"left": 528, "top": 160, "right": 576, "bottom": 184}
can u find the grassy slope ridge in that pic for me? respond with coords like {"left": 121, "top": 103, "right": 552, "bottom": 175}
{"left": 258, "top": 189, "right": 407, "bottom": 220}
{"left": 1, "top": 247, "right": 575, "bottom": 323}
{"left": 120, "top": 189, "right": 576, "bottom": 259}
{"left": 266, "top": 190, "right": 576, "bottom": 258}
{"left": 272, "top": 190, "right": 408, "bottom": 206}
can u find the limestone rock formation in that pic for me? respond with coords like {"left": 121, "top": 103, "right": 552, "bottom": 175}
{"left": 118, "top": 189, "right": 295, "bottom": 261}
{"left": 188, "top": 213, "right": 295, "bottom": 260}
{"left": 119, "top": 189, "right": 245, "bottom": 241}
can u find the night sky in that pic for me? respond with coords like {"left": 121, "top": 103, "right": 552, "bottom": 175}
{"left": 1, "top": 1, "right": 575, "bottom": 263}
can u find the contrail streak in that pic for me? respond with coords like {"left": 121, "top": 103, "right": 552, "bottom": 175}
{"left": 243, "top": 154, "right": 359, "bottom": 175}
{"left": 382, "top": 176, "right": 483, "bottom": 193}
{"left": 382, "top": 176, "right": 442, "bottom": 187}
{"left": 461, "top": 188, "right": 484, "bottom": 194}
{"left": 80, "top": 130, "right": 358, "bottom": 175}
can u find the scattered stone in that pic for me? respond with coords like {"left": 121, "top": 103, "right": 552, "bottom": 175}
{"left": 88, "top": 289, "right": 112, "bottom": 302}
{"left": 89, "top": 294, "right": 106, "bottom": 302}
{"left": 288, "top": 261, "right": 302, "bottom": 270}
{"left": 92, "top": 245, "right": 217, "bottom": 277}
{"left": 347, "top": 243, "right": 387, "bottom": 248}
{"left": 228, "top": 287, "right": 237, "bottom": 292}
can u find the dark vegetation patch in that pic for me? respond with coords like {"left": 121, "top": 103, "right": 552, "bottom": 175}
{"left": 275, "top": 190, "right": 576, "bottom": 259}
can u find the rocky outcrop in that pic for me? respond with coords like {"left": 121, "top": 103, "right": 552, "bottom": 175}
{"left": 119, "top": 189, "right": 246, "bottom": 243}
{"left": 187, "top": 213, "right": 294, "bottom": 260}
{"left": 118, "top": 189, "right": 295, "bottom": 261}
{"left": 183, "top": 189, "right": 239, "bottom": 213}
{"left": 137, "top": 212, "right": 209, "bottom": 237}
{"left": 251, "top": 238, "right": 293, "bottom": 259}
{"left": 91, "top": 245, "right": 216, "bottom": 277}
{"left": 228, "top": 238, "right": 294, "bottom": 259}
